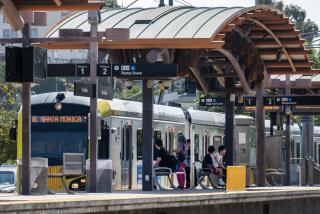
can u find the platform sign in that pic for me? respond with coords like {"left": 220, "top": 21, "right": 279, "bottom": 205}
{"left": 76, "top": 64, "right": 90, "bottom": 77}
{"left": 74, "top": 82, "right": 95, "bottom": 98}
{"left": 97, "top": 63, "right": 178, "bottom": 78}
{"left": 98, "top": 87, "right": 114, "bottom": 100}
{"left": 243, "top": 95, "right": 320, "bottom": 107}
{"left": 199, "top": 97, "right": 225, "bottom": 106}
{"left": 48, "top": 63, "right": 91, "bottom": 77}
{"left": 243, "top": 97, "right": 256, "bottom": 106}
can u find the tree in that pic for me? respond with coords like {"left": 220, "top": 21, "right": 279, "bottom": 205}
{"left": 274, "top": 1, "right": 319, "bottom": 40}
{"left": 0, "top": 83, "right": 20, "bottom": 165}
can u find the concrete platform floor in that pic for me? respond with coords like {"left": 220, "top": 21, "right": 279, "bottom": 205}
{"left": 1, "top": 187, "right": 320, "bottom": 214}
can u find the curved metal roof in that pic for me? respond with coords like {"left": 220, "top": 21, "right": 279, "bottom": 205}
{"left": 47, "top": 6, "right": 244, "bottom": 39}
{"left": 42, "top": 6, "right": 320, "bottom": 94}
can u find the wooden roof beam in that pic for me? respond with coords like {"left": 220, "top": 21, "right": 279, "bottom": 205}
{"left": 265, "top": 61, "right": 313, "bottom": 68}
{"left": 0, "top": 0, "right": 24, "bottom": 31}
{"left": 268, "top": 68, "right": 320, "bottom": 75}
{"left": 252, "top": 24, "right": 295, "bottom": 31}
{"left": 249, "top": 31, "right": 299, "bottom": 39}
{"left": 189, "top": 66, "right": 209, "bottom": 93}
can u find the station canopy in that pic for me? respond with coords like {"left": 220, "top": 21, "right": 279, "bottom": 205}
{"left": 43, "top": 6, "right": 320, "bottom": 94}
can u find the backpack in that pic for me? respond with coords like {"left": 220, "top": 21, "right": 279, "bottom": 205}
{"left": 202, "top": 154, "right": 212, "bottom": 169}
{"left": 160, "top": 154, "right": 179, "bottom": 172}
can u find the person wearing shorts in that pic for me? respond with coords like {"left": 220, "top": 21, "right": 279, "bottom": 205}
{"left": 202, "top": 146, "right": 225, "bottom": 186}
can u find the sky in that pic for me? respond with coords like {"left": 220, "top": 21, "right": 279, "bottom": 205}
{"left": 119, "top": 0, "right": 320, "bottom": 26}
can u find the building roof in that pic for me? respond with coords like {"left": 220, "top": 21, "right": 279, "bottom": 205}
{"left": 8, "top": 0, "right": 105, "bottom": 11}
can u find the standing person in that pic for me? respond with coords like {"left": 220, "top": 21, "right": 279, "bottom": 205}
{"left": 175, "top": 148, "right": 186, "bottom": 189}
{"left": 177, "top": 135, "right": 188, "bottom": 188}
{"left": 202, "top": 145, "right": 225, "bottom": 186}
{"left": 185, "top": 139, "right": 191, "bottom": 189}
{"left": 177, "top": 134, "right": 188, "bottom": 158}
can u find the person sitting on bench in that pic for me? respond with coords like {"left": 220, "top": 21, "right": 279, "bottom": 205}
{"left": 202, "top": 145, "right": 225, "bottom": 186}
{"left": 213, "top": 145, "right": 227, "bottom": 181}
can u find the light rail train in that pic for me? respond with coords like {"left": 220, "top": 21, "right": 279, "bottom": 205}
{"left": 14, "top": 92, "right": 320, "bottom": 191}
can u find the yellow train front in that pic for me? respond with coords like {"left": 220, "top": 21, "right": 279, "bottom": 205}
{"left": 17, "top": 92, "right": 110, "bottom": 192}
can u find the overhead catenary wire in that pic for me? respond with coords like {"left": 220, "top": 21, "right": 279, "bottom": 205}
{"left": 179, "top": 0, "right": 193, "bottom": 6}
{"left": 126, "top": 0, "right": 140, "bottom": 8}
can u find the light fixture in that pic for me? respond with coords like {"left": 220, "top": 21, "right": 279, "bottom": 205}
{"left": 125, "top": 80, "right": 134, "bottom": 89}
{"left": 55, "top": 102, "right": 62, "bottom": 111}
{"left": 55, "top": 93, "right": 65, "bottom": 111}
{"left": 162, "top": 80, "right": 171, "bottom": 89}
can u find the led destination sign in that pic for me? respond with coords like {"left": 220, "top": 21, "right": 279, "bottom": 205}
{"left": 32, "top": 116, "right": 87, "bottom": 123}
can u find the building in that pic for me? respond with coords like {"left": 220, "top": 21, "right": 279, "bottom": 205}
{"left": 0, "top": 11, "right": 88, "bottom": 60}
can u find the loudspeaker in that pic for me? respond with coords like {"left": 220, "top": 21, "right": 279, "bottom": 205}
{"left": 23, "top": 46, "right": 47, "bottom": 83}
{"left": 5, "top": 46, "right": 23, "bottom": 83}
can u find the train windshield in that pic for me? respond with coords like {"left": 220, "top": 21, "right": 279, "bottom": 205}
{"left": 31, "top": 123, "right": 88, "bottom": 166}
{"left": 0, "top": 171, "right": 14, "bottom": 185}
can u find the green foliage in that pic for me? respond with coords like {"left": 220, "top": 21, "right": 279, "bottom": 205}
{"left": 116, "top": 84, "right": 142, "bottom": 99}
{"left": 0, "top": 83, "right": 20, "bottom": 165}
{"left": 274, "top": 1, "right": 319, "bottom": 38}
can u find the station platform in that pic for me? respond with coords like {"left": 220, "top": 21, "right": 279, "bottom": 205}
{"left": 1, "top": 187, "right": 320, "bottom": 214}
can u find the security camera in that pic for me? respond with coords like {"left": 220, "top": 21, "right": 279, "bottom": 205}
{"left": 111, "top": 127, "right": 117, "bottom": 134}
{"left": 125, "top": 80, "right": 134, "bottom": 90}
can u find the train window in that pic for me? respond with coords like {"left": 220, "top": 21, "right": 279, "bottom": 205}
{"left": 296, "top": 142, "right": 300, "bottom": 160}
{"left": 204, "top": 134, "right": 209, "bottom": 158}
{"left": 290, "top": 140, "right": 295, "bottom": 159}
{"left": 98, "top": 121, "right": 109, "bottom": 159}
{"left": 154, "top": 130, "right": 162, "bottom": 141}
{"left": 137, "top": 129, "right": 142, "bottom": 160}
{"left": 168, "top": 131, "right": 174, "bottom": 154}
{"left": 318, "top": 144, "right": 320, "bottom": 164}
{"left": 194, "top": 134, "right": 199, "bottom": 162}
{"left": 122, "top": 125, "right": 132, "bottom": 161}
{"left": 213, "top": 136, "right": 222, "bottom": 145}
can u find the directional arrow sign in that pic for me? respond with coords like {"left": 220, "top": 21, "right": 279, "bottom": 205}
{"left": 97, "top": 63, "right": 178, "bottom": 78}
{"left": 199, "top": 97, "right": 225, "bottom": 106}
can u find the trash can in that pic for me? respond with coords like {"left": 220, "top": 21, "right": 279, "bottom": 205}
{"left": 86, "top": 160, "right": 112, "bottom": 193}
{"left": 30, "top": 158, "right": 48, "bottom": 195}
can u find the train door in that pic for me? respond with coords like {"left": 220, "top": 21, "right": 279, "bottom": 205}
{"left": 203, "top": 131, "right": 210, "bottom": 157}
{"left": 121, "top": 124, "right": 133, "bottom": 190}
{"left": 166, "top": 127, "right": 174, "bottom": 154}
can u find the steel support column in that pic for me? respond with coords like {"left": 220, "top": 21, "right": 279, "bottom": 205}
{"left": 142, "top": 79, "right": 154, "bottom": 191}
{"left": 285, "top": 114, "right": 291, "bottom": 185}
{"left": 225, "top": 93, "right": 235, "bottom": 166}
{"left": 21, "top": 23, "right": 31, "bottom": 195}
{"left": 308, "top": 116, "right": 314, "bottom": 186}
{"left": 302, "top": 115, "right": 314, "bottom": 186}
{"left": 89, "top": 11, "right": 98, "bottom": 193}
{"left": 256, "top": 80, "right": 265, "bottom": 187}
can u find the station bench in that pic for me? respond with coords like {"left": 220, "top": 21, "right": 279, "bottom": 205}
{"left": 153, "top": 167, "right": 185, "bottom": 190}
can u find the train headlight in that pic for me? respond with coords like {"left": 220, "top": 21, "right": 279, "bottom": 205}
{"left": 71, "top": 183, "right": 79, "bottom": 189}
{"left": 80, "top": 179, "right": 86, "bottom": 183}
{"left": 55, "top": 102, "right": 63, "bottom": 111}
